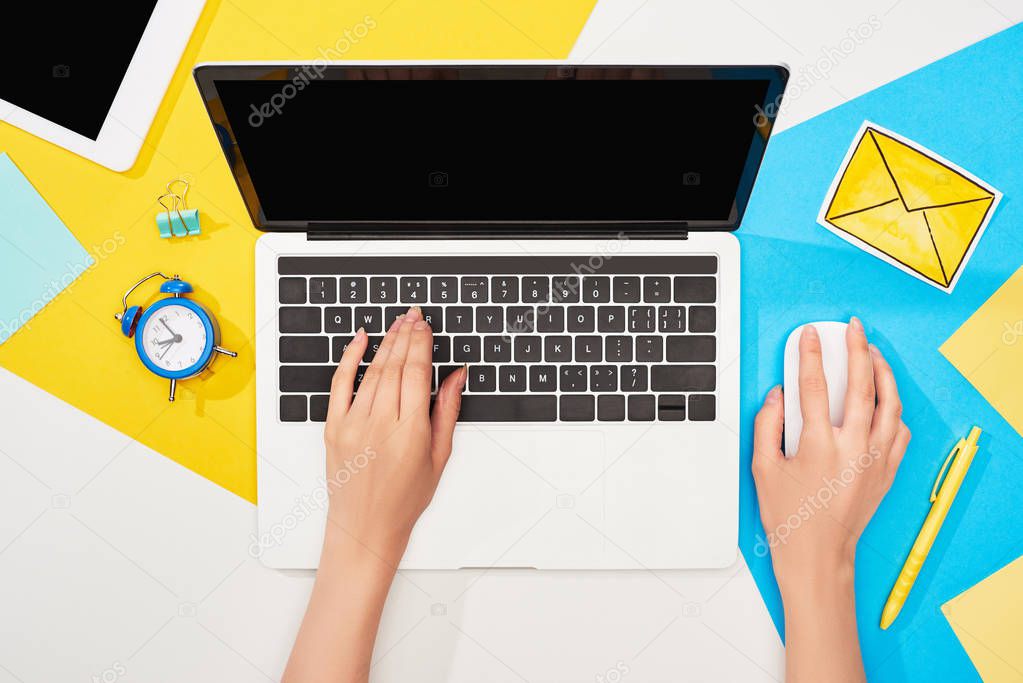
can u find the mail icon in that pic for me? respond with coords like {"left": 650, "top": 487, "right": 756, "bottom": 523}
{"left": 818, "top": 121, "right": 1001, "bottom": 292}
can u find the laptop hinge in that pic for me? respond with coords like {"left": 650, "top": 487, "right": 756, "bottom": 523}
{"left": 305, "top": 224, "right": 690, "bottom": 240}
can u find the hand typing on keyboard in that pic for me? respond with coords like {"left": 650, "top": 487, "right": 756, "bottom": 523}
{"left": 284, "top": 305, "right": 466, "bottom": 683}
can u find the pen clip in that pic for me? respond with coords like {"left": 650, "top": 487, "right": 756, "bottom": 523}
{"left": 931, "top": 439, "right": 965, "bottom": 502}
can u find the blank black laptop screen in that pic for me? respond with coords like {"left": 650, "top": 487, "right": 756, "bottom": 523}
{"left": 204, "top": 66, "right": 784, "bottom": 228}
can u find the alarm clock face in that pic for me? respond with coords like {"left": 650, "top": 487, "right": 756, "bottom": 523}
{"left": 140, "top": 303, "right": 209, "bottom": 373}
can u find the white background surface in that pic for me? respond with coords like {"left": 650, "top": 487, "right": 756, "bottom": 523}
{"left": 2, "top": 1, "right": 1022, "bottom": 680}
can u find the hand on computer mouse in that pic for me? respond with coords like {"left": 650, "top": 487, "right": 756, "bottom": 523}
{"left": 284, "top": 306, "right": 466, "bottom": 683}
{"left": 751, "top": 317, "right": 909, "bottom": 683}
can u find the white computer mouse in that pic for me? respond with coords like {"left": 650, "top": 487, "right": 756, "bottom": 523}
{"left": 783, "top": 321, "right": 849, "bottom": 455}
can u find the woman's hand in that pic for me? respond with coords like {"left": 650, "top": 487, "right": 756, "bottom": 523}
{"left": 323, "top": 305, "right": 467, "bottom": 565}
{"left": 284, "top": 305, "right": 466, "bottom": 683}
{"left": 751, "top": 318, "right": 910, "bottom": 683}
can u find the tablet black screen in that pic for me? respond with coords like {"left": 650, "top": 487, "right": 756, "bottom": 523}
{"left": 0, "top": 3, "right": 158, "bottom": 140}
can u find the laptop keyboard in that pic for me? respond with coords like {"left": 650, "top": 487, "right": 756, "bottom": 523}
{"left": 275, "top": 256, "right": 719, "bottom": 423}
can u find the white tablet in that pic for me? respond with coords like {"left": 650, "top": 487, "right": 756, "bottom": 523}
{"left": 0, "top": 0, "right": 206, "bottom": 172}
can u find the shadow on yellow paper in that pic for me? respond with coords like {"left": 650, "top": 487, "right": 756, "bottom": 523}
{"left": 818, "top": 121, "right": 1000, "bottom": 292}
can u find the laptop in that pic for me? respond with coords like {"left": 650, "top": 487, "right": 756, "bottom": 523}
{"left": 194, "top": 63, "right": 788, "bottom": 570}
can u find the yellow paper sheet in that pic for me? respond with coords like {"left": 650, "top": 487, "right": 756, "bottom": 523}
{"left": 940, "top": 266, "right": 1023, "bottom": 439}
{"left": 0, "top": 0, "right": 597, "bottom": 502}
{"left": 942, "top": 555, "right": 1023, "bottom": 682}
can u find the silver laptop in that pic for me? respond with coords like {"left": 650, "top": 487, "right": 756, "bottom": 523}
{"left": 195, "top": 63, "right": 788, "bottom": 569}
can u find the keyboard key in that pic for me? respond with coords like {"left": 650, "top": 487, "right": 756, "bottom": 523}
{"left": 560, "top": 395, "right": 595, "bottom": 421}
{"left": 309, "top": 395, "right": 330, "bottom": 422}
{"left": 484, "top": 336, "right": 511, "bottom": 362}
{"left": 674, "top": 276, "right": 716, "bottom": 303}
{"left": 621, "top": 365, "right": 648, "bottom": 391}
{"left": 612, "top": 276, "right": 641, "bottom": 303}
{"left": 567, "top": 306, "right": 595, "bottom": 332}
{"left": 513, "top": 336, "right": 542, "bottom": 362}
{"left": 628, "top": 306, "right": 656, "bottom": 333}
{"left": 437, "top": 364, "right": 462, "bottom": 389}
{"left": 506, "top": 306, "right": 535, "bottom": 333}
{"left": 469, "top": 365, "right": 496, "bottom": 392}
{"left": 658, "top": 395, "right": 687, "bottom": 421}
{"left": 431, "top": 276, "right": 458, "bottom": 303}
{"left": 521, "top": 276, "right": 550, "bottom": 303}
{"left": 421, "top": 306, "right": 444, "bottom": 332}
{"left": 309, "top": 277, "right": 336, "bottom": 304}
{"left": 280, "top": 366, "right": 334, "bottom": 392}
{"left": 432, "top": 336, "right": 451, "bottom": 362}
{"left": 491, "top": 276, "right": 519, "bottom": 303}
{"left": 279, "top": 277, "right": 306, "bottom": 304}
{"left": 279, "top": 307, "right": 320, "bottom": 333}
{"left": 453, "top": 336, "right": 481, "bottom": 362}
{"left": 475, "top": 306, "right": 504, "bottom": 333}
{"left": 659, "top": 306, "right": 687, "bottom": 332}
{"left": 544, "top": 336, "right": 572, "bottom": 362}
{"left": 689, "top": 394, "right": 716, "bottom": 421}
{"left": 332, "top": 335, "right": 354, "bottom": 362}
{"left": 499, "top": 365, "right": 527, "bottom": 392}
{"left": 597, "top": 395, "right": 626, "bottom": 421}
{"left": 400, "top": 277, "right": 428, "bottom": 303}
{"left": 280, "top": 395, "right": 307, "bottom": 422}
{"left": 324, "top": 307, "right": 353, "bottom": 333}
{"left": 689, "top": 305, "right": 716, "bottom": 333}
{"left": 445, "top": 307, "right": 473, "bottom": 332}
{"left": 461, "top": 276, "right": 488, "bottom": 303}
{"left": 559, "top": 365, "right": 587, "bottom": 392}
{"left": 666, "top": 335, "right": 716, "bottom": 362}
{"left": 370, "top": 277, "right": 397, "bottom": 303}
{"left": 363, "top": 336, "right": 384, "bottom": 362}
{"left": 353, "top": 365, "right": 369, "bottom": 391}
{"left": 574, "top": 336, "right": 602, "bottom": 362}
{"left": 384, "top": 306, "right": 407, "bottom": 328}
{"left": 590, "top": 365, "right": 618, "bottom": 392}
{"left": 459, "top": 395, "right": 557, "bottom": 422}
{"left": 636, "top": 336, "right": 663, "bottom": 362}
{"left": 536, "top": 306, "right": 565, "bottom": 333}
{"left": 339, "top": 277, "right": 367, "bottom": 303}
{"left": 643, "top": 276, "right": 671, "bottom": 303}
{"left": 605, "top": 336, "right": 633, "bottom": 362}
{"left": 353, "top": 306, "right": 383, "bottom": 333}
{"left": 551, "top": 276, "right": 581, "bottom": 303}
{"left": 597, "top": 306, "right": 626, "bottom": 332}
{"left": 583, "top": 276, "right": 611, "bottom": 303}
{"left": 651, "top": 365, "right": 716, "bottom": 392}
{"left": 529, "top": 365, "right": 557, "bottom": 392}
{"left": 280, "top": 336, "right": 328, "bottom": 363}
{"left": 628, "top": 395, "right": 656, "bottom": 421}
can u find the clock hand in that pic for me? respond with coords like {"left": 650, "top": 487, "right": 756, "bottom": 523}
{"left": 160, "top": 317, "right": 178, "bottom": 337}
{"left": 158, "top": 338, "right": 176, "bottom": 360}
{"left": 155, "top": 337, "right": 175, "bottom": 346}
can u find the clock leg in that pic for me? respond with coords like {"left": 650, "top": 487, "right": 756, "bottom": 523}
{"left": 214, "top": 346, "right": 238, "bottom": 358}
{"left": 169, "top": 379, "right": 177, "bottom": 402}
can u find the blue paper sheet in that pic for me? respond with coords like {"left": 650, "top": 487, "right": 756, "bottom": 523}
{"left": 0, "top": 153, "right": 93, "bottom": 344}
{"left": 738, "top": 23, "right": 1023, "bottom": 682}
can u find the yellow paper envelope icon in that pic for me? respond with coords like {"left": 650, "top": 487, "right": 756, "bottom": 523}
{"left": 819, "top": 122, "right": 1000, "bottom": 291}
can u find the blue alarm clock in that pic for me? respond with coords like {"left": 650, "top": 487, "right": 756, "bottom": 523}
{"left": 114, "top": 272, "right": 236, "bottom": 401}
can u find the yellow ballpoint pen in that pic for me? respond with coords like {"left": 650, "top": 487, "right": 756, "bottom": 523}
{"left": 880, "top": 426, "right": 982, "bottom": 630}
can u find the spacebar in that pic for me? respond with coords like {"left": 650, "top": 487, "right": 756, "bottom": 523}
{"left": 458, "top": 396, "right": 557, "bottom": 422}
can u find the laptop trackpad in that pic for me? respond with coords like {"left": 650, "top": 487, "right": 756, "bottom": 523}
{"left": 403, "top": 428, "right": 607, "bottom": 569}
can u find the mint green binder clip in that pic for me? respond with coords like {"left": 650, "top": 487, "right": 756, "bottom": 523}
{"left": 157, "top": 179, "right": 201, "bottom": 238}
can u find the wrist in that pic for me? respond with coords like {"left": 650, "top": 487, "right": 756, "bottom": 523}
{"left": 778, "top": 555, "right": 856, "bottom": 614}
{"left": 320, "top": 523, "right": 406, "bottom": 581}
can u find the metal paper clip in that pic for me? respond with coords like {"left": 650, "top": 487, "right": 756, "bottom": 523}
{"left": 156, "top": 179, "right": 201, "bottom": 238}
